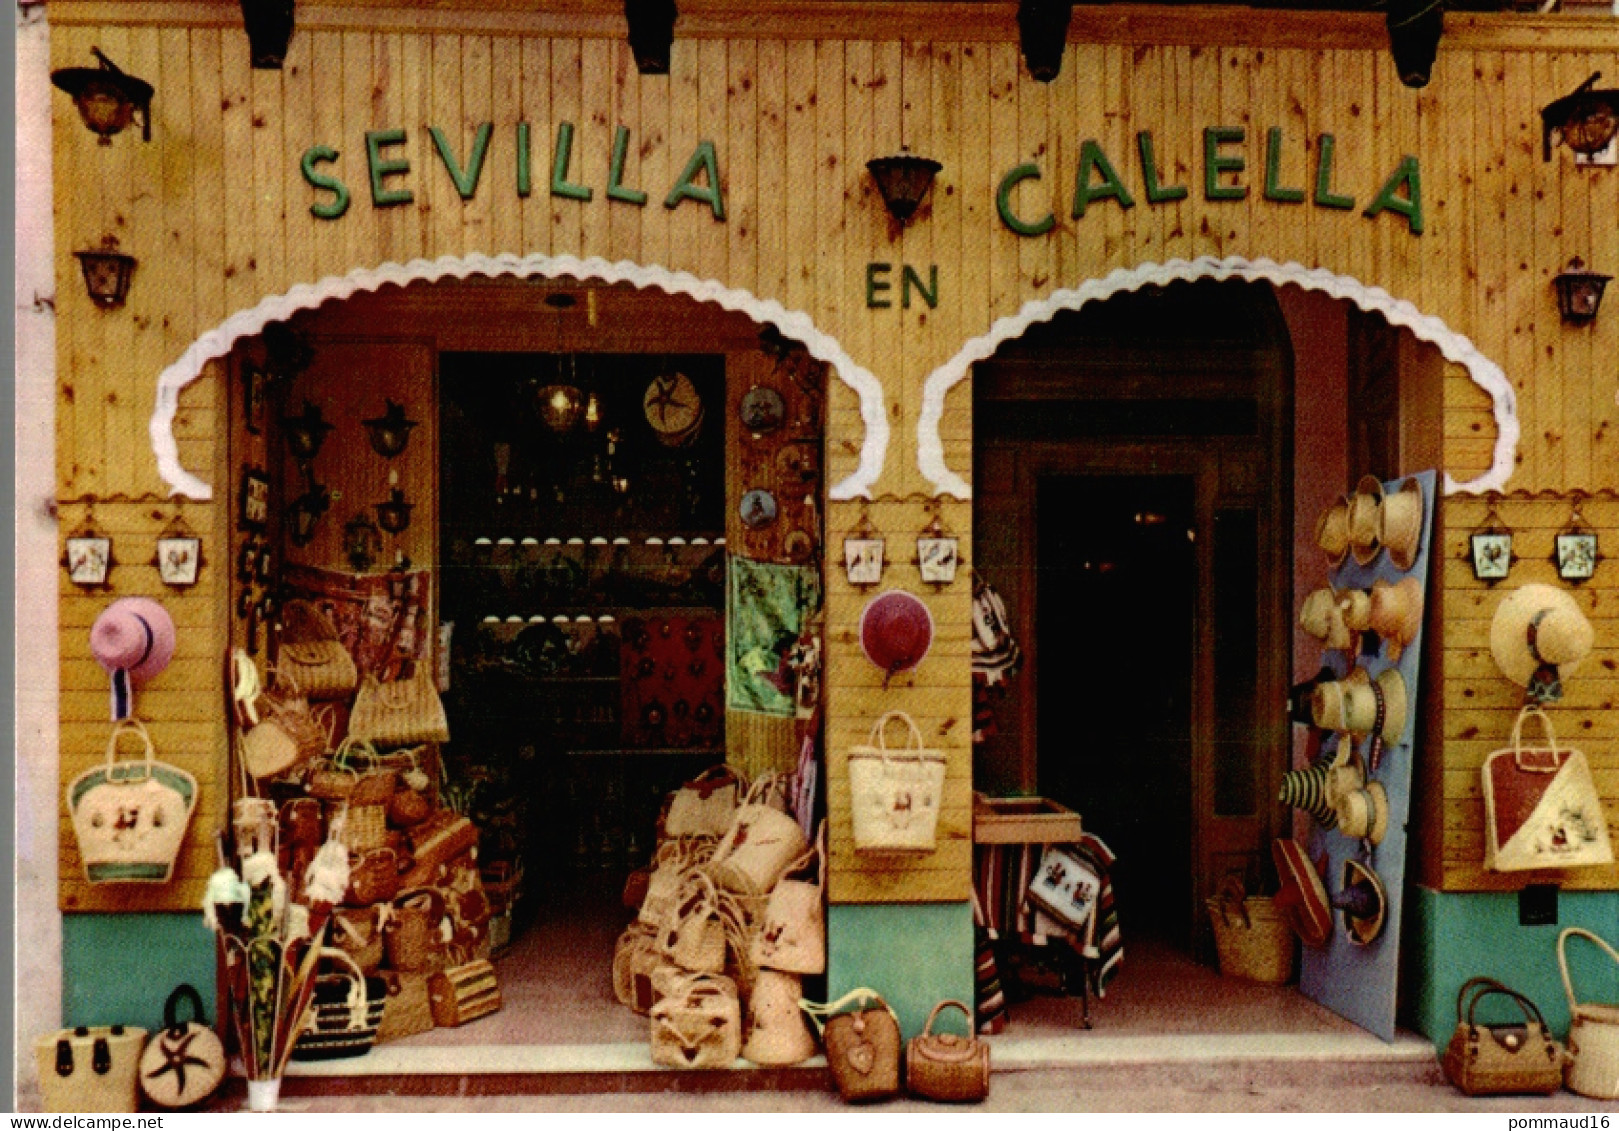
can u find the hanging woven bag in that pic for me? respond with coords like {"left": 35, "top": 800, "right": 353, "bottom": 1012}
{"left": 275, "top": 599, "right": 358, "bottom": 700}
{"left": 709, "top": 773, "right": 807, "bottom": 896}
{"left": 67, "top": 718, "right": 198, "bottom": 884}
{"left": 847, "top": 711, "right": 946, "bottom": 854}
{"left": 750, "top": 820, "right": 826, "bottom": 974}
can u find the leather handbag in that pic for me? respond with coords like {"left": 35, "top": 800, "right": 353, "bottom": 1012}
{"left": 802, "top": 987, "right": 903, "bottom": 1103}
{"left": 1441, "top": 976, "right": 1566, "bottom": 1096}
{"left": 401, "top": 812, "right": 479, "bottom": 889}
{"left": 276, "top": 600, "right": 358, "bottom": 701}
{"left": 650, "top": 972, "right": 742, "bottom": 1069}
{"left": 349, "top": 664, "right": 451, "bottom": 747}
{"left": 906, "top": 1000, "right": 991, "bottom": 1103}
{"left": 1559, "top": 928, "right": 1619, "bottom": 1099}
{"left": 847, "top": 711, "right": 947, "bottom": 854}
{"left": 345, "top": 846, "right": 404, "bottom": 907}
{"left": 709, "top": 774, "right": 808, "bottom": 896}
{"left": 67, "top": 718, "right": 198, "bottom": 884}
{"left": 665, "top": 764, "right": 746, "bottom": 839}
{"left": 750, "top": 821, "right": 825, "bottom": 974}
{"left": 1483, "top": 707, "right": 1613, "bottom": 872}
{"left": 137, "top": 985, "right": 226, "bottom": 1109}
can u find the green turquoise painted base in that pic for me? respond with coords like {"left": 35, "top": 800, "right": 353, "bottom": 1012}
{"left": 827, "top": 901, "right": 975, "bottom": 1041}
{"left": 63, "top": 912, "right": 216, "bottom": 1032}
{"left": 1405, "top": 886, "right": 1619, "bottom": 1048}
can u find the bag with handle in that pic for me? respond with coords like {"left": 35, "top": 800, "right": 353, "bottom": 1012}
{"left": 68, "top": 718, "right": 198, "bottom": 884}
{"left": 331, "top": 904, "right": 387, "bottom": 972}
{"left": 742, "top": 969, "right": 817, "bottom": 1066}
{"left": 349, "top": 662, "right": 450, "bottom": 747}
{"left": 906, "top": 999, "right": 992, "bottom": 1103}
{"left": 847, "top": 711, "right": 947, "bottom": 853}
{"left": 385, "top": 888, "right": 452, "bottom": 974}
{"left": 750, "top": 820, "right": 826, "bottom": 974}
{"left": 659, "top": 870, "right": 728, "bottom": 974}
{"left": 650, "top": 971, "right": 741, "bottom": 1069}
{"left": 1441, "top": 976, "right": 1566, "bottom": 1096}
{"left": 1559, "top": 927, "right": 1619, "bottom": 1099}
{"left": 137, "top": 985, "right": 226, "bottom": 1109}
{"left": 801, "top": 987, "right": 902, "bottom": 1103}
{"left": 290, "top": 949, "right": 386, "bottom": 1061}
{"left": 235, "top": 653, "right": 331, "bottom": 781}
{"left": 709, "top": 773, "right": 808, "bottom": 896}
{"left": 1483, "top": 706, "right": 1613, "bottom": 872}
{"left": 428, "top": 958, "right": 501, "bottom": 1027}
{"left": 33, "top": 1025, "right": 147, "bottom": 1113}
{"left": 665, "top": 764, "right": 747, "bottom": 839}
{"left": 375, "top": 970, "right": 435, "bottom": 1044}
{"left": 637, "top": 835, "right": 718, "bottom": 927}
{"left": 276, "top": 599, "right": 358, "bottom": 700}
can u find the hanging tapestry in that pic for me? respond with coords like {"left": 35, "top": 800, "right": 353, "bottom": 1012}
{"left": 283, "top": 564, "right": 430, "bottom": 682}
{"left": 727, "top": 557, "right": 820, "bottom": 717}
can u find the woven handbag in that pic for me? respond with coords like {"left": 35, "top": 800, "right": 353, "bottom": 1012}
{"left": 802, "top": 988, "right": 902, "bottom": 1103}
{"left": 428, "top": 959, "right": 502, "bottom": 1027}
{"left": 710, "top": 774, "right": 808, "bottom": 896}
{"left": 1483, "top": 707, "right": 1613, "bottom": 872}
{"left": 290, "top": 949, "right": 386, "bottom": 1062}
{"left": 33, "top": 1026, "right": 147, "bottom": 1113}
{"left": 1442, "top": 976, "right": 1565, "bottom": 1096}
{"left": 665, "top": 765, "right": 746, "bottom": 839}
{"left": 742, "top": 969, "right": 817, "bottom": 1067}
{"left": 847, "top": 711, "right": 946, "bottom": 854}
{"left": 1560, "top": 928, "right": 1619, "bottom": 1099}
{"left": 386, "top": 888, "right": 452, "bottom": 974}
{"left": 613, "top": 922, "right": 661, "bottom": 1009}
{"left": 1204, "top": 877, "right": 1296, "bottom": 985}
{"left": 332, "top": 905, "right": 386, "bottom": 972}
{"left": 375, "top": 970, "right": 435, "bottom": 1044}
{"left": 659, "top": 871, "right": 728, "bottom": 974}
{"left": 637, "top": 836, "right": 718, "bottom": 927}
{"left": 276, "top": 600, "right": 358, "bottom": 700}
{"left": 750, "top": 821, "right": 825, "bottom": 974}
{"left": 650, "top": 972, "right": 742, "bottom": 1069}
{"left": 906, "top": 1000, "right": 991, "bottom": 1103}
{"left": 349, "top": 664, "right": 450, "bottom": 747}
{"left": 68, "top": 718, "right": 198, "bottom": 884}
{"left": 345, "top": 844, "right": 405, "bottom": 906}
{"left": 137, "top": 985, "right": 226, "bottom": 1109}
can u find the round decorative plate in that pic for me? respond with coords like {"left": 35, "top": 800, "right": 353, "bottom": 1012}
{"left": 739, "top": 386, "right": 787, "bottom": 435}
{"left": 644, "top": 372, "right": 702, "bottom": 437}
{"left": 739, "top": 488, "right": 779, "bottom": 529}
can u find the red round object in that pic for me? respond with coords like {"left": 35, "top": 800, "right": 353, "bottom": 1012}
{"left": 859, "top": 590, "right": 935, "bottom": 675}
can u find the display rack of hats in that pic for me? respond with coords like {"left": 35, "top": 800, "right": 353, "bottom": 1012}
{"left": 1276, "top": 471, "right": 1436, "bottom": 1041}
{"left": 612, "top": 768, "right": 826, "bottom": 1069}
{"left": 227, "top": 627, "right": 506, "bottom": 1055}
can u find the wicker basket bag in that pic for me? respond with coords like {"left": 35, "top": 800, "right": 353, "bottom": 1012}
{"left": 1205, "top": 877, "right": 1296, "bottom": 984}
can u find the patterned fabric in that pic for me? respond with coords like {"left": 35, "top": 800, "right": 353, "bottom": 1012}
{"left": 972, "top": 926, "right": 1009, "bottom": 1034}
{"left": 972, "top": 834, "right": 1123, "bottom": 999}
{"left": 727, "top": 557, "right": 821, "bottom": 717}
{"left": 283, "top": 564, "right": 429, "bottom": 682}
{"left": 619, "top": 613, "right": 725, "bottom": 749}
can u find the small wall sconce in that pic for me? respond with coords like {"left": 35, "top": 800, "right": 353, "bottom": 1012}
{"left": 51, "top": 48, "right": 152, "bottom": 145}
{"left": 625, "top": 0, "right": 678, "bottom": 76}
{"left": 539, "top": 382, "right": 585, "bottom": 434}
{"left": 866, "top": 152, "right": 943, "bottom": 227}
{"left": 73, "top": 237, "right": 137, "bottom": 310}
{"left": 1541, "top": 73, "right": 1619, "bottom": 162}
{"left": 287, "top": 481, "right": 330, "bottom": 547}
{"left": 153, "top": 513, "right": 203, "bottom": 589}
{"left": 1554, "top": 258, "right": 1610, "bottom": 326}
{"left": 282, "top": 400, "right": 333, "bottom": 462}
{"left": 63, "top": 519, "right": 114, "bottom": 589}
{"left": 376, "top": 488, "right": 414, "bottom": 535}
{"left": 1017, "top": 0, "right": 1074, "bottom": 83}
{"left": 1554, "top": 495, "right": 1602, "bottom": 584}
{"left": 1385, "top": 0, "right": 1443, "bottom": 91}
{"left": 363, "top": 399, "right": 418, "bottom": 458}
{"left": 344, "top": 513, "right": 382, "bottom": 572}
{"left": 1468, "top": 495, "right": 1515, "bottom": 584}
{"left": 240, "top": 0, "right": 296, "bottom": 69}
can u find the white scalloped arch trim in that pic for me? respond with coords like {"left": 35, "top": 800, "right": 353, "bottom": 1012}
{"left": 916, "top": 256, "right": 1519, "bottom": 499}
{"left": 150, "top": 253, "right": 888, "bottom": 500}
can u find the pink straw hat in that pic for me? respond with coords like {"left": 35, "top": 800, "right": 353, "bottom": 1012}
{"left": 90, "top": 597, "right": 176, "bottom": 720}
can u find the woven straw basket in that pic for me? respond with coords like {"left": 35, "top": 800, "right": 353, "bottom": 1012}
{"left": 1206, "top": 880, "right": 1296, "bottom": 984}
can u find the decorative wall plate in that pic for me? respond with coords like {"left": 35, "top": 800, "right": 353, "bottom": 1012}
{"left": 740, "top": 488, "right": 778, "bottom": 529}
{"left": 739, "top": 385, "right": 787, "bottom": 435}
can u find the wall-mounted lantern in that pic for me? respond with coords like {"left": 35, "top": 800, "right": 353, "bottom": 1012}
{"left": 866, "top": 152, "right": 943, "bottom": 227}
{"left": 1386, "top": 0, "right": 1443, "bottom": 90}
{"left": 240, "top": 0, "right": 296, "bottom": 69}
{"left": 375, "top": 489, "right": 414, "bottom": 535}
{"left": 625, "top": 0, "right": 677, "bottom": 76}
{"left": 362, "top": 399, "right": 418, "bottom": 458}
{"left": 344, "top": 513, "right": 381, "bottom": 572}
{"left": 288, "top": 481, "right": 330, "bottom": 547}
{"left": 1554, "top": 258, "right": 1610, "bottom": 326}
{"left": 1017, "top": 0, "right": 1073, "bottom": 83}
{"left": 539, "top": 380, "right": 585, "bottom": 434}
{"left": 281, "top": 400, "right": 333, "bottom": 462}
{"left": 73, "top": 237, "right": 137, "bottom": 310}
{"left": 1541, "top": 73, "right": 1619, "bottom": 162}
{"left": 51, "top": 48, "right": 152, "bottom": 145}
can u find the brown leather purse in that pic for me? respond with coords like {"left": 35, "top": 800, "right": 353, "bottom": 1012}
{"left": 1441, "top": 977, "right": 1566, "bottom": 1096}
{"left": 804, "top": 988, "right": 902, "bottom": 1103}
{"left": 906, "top": 1000, "right": 990, "bottom": 1102}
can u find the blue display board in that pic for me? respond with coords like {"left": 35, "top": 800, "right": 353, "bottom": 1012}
{"left": 1299, "top": 469, "right": 1436, "bottom": 1042}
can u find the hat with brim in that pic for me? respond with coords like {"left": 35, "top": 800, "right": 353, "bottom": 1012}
{"left": 1279, "top": 763, "right": 1338, "bottom": 828}
{"left": 1339, "top": 588, "right": 1372, "bottom": 634}
{"left": 1489, "top": 583, "right": 1595, "bottom": 693}
{"left": 1380, "top": 477, "right": 1425, "bottom": 572}
{"left": 1300, "top": 589, "right": 1353, "bottom": 652}
{"left": 1315, "top": 496, "right": 1352, "bottom": 567}
{"left": 1272, "top": 838, "right": 1332, "bottom": 948}
{"left": 90, "top": 597, "right": 176, "bottom": 720}
{"left": 1342, "top": 666, "right": 1407, "bottom": 746}
{"left": 1369, "top": 577, "right": 1424, "bottom": 662}
{"left": 1334, "top": 859, "right": 1387, "bottom": 946}
{"left": 860, "top": 590, "right": 935, "bottom": 677}
{"left": 1337, "top": 781, "right": 1389, "bottom": 845}
{"left": 1348, "top": 476, "right": 1385, "bottom": 566}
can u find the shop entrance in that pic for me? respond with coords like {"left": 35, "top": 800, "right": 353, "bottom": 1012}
{"left": 973, "top": 280, "right": 1294, "bottom": 958}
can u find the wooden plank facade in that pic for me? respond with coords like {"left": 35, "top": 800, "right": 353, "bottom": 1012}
{"left": 45, "top": 0, "right": 1619, "bottom": 917}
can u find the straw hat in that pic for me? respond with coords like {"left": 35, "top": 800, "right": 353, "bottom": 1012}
{"left": 1272, "top": 839, "right": 1332, "bottom": 948}
{"left": 1379, "top": 478, "right": 1425, "bottom": 572}
{"left": 1344, "top": 666, "right": 1407, "bottom": 746}
{"left": 90, "top": 597, "right": 176, "bottom": 721}
{"left": 1339, "top": 588, "right": 1373, "bottom": 634}
{"left": 1368, "top": 577, "right": 1424, "bottom": 661}
{"left": 1334, "top": 859, "right": 1387, "bottom": 946}
{"left": 1348, "top": 476, "right": 1385, "bottom": 566}
{"left": 1315, "top": 496, "right": 1352, "bottom": 567}
{"left": 1279, "top": 763, "right": 1338, "bottom": 828}
{"left": 1337, "top": 781, "right": 1389, "bottom": 845}
{"left": 1300, "top": 589, "right": 1354, "bottom": 652}
{"left": 1288, "top": 666, "right": 1339, "bottom": 727}
{"left": 859, "top": 590, "right": 935, "bottom": 677}
{"left": 1489, "top": 583, "right": 1595, "bottom": 699}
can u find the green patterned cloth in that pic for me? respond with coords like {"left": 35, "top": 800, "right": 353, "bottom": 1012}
{"left": 727, "top": 557, "right": 820, "bottom": 717}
